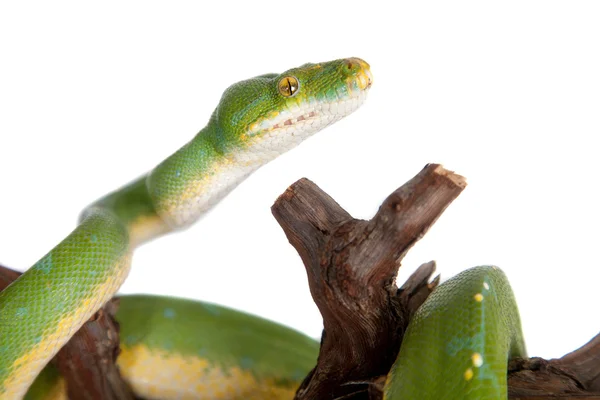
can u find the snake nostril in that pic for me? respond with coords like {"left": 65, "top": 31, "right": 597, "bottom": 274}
{"left": 345, "top": 58, "right": 361, "bottom": 70}
{"left": 344, "top": 58, "right": 371, "bottom": 74}
{"left": 343, "top": 58, "right": 373, "bottom": 90}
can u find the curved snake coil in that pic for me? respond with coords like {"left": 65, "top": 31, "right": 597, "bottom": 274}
{"left": 0, "top": 58, "right": 526, "bottom": 400}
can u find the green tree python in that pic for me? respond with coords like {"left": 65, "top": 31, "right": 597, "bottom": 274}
{"left": 0, "top": 58, "right": 527, "bottom": 399}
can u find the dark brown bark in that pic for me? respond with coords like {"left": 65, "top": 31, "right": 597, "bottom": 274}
{"left": 558, "top": 332, "right": 600, "bottom": 392}
{"left": 271, "top": 164, "right": 465, "bottom": 399}
{"left": 0, "top": 265, "right": 20, "bottom": 291}
{"left": 53, "top": 298, "right": 134, "bottom": 400}
{"left": 507, "top": 332, "right": 600, "bottom": 398}
{"left": 0, "top": 265, "right": 133, "bottom": 400}
{"left": 271, "top": 164, "right": 600, "bottom": 399}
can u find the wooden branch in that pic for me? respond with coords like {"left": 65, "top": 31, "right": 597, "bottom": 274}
{"left": 0, "top": 265, "right": 20, "bottom": 291}
{"left": 558, "top": 331, "right": 600, "bottom": 392}
{"left": 508, "top": 332, "right": 600, "bottom": 398}
{"left": 53, "top": 298, "right": 134, "bottom": 400}
{"left": 0, "top": 265, "right": 133, "bottom": 400}
{"left": 397, "top": 260, "right": 440, "bottom": 320}
{"left": 272, "top": 164, "right": 465, "bottom": 399}
{"left": 271, "top": 164, "right": 600, "bottom": 399}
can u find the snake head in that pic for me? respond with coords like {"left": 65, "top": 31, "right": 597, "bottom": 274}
{"left": 148, "top": 58, "right": 372, "bottom": 229}
{"left": 213, "top": 57, "right": 373, "bottom": 156}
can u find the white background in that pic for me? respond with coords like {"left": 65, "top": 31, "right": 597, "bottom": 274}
{"left": 1, "top": 1, "right": 599, "bottom": 360}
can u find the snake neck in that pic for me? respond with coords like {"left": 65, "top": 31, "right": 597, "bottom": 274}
{"left": 85, "top": 120, "right": 266, "bottom": 245}
{"left": 146, "top": 120, "right": 282, "bottom": 230}
{"left": 86, "top": 117, "right": 293, "bottom": 246}
{"left": 84, "top": 177, "right": 170, "bottom": 246}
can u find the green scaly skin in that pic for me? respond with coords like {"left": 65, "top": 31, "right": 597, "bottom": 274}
{"left": 115, "top": 295, "right": 319, "bottom": 398}
{"left": 0, "top": 57, "right": 373, "bottom": 398}
{"left": 116, "top": 295, "right": 318, "bottom": 379}
{"left": 26, "top": 295, "right": 320, "bottom": 399}
{"left": 25, "top": 266, "right": 527, "bottom": 399}
{"left": 385, "top": 266, "right": 527, "bottom": 399}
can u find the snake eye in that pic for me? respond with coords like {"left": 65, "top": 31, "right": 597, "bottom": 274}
{"left": 278, "top": 76, "right": 299, "bottom": 97}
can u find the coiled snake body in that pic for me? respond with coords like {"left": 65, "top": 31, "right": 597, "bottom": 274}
{"left": 0, "top": 58, "right": 526, "bottom": 400}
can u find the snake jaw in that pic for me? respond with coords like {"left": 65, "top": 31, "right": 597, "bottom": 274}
{"left": 269, "top": 111, "right": 318, "bottom": 132}
{"left": 245, "top": 85, "right": 370, "bottom": 154}
{"left": 246, "top": 57, "right": 372, "bottom": 145}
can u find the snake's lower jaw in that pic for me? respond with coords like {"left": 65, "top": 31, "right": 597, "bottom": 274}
{"left": 251, "top": 89, "right": 369, "bottom": 152}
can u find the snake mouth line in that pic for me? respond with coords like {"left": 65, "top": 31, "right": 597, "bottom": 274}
{"left": 271, "top": 111, "right": 318, "bottom": 130}
{"left": 249, "top": 89, "right": 369, "bottom": 139}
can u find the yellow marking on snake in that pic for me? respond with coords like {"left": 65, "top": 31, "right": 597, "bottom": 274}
{"left": 161, "top": 155, "right": 263, "bottom": 227}
{"left": 128, "top": 215, "right": 169, "bottom": 246}
{"left": 117, "top": 345, "right": 297, "bottom": 400}
{"left": 352, "top": 59, "right": 373, "bottom": 90}
{"left": 471, "top": 352, "right": 483, "bottom": 367}
{"left": 43, "top": 380, "right": 66, "bottom": 400}
{"left": 464, "top": 368, "right": 474, "bottom": 381}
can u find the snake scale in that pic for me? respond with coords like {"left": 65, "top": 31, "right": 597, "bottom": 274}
{"left": 0, "top": 58, "right": 526, "bottom": 399}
